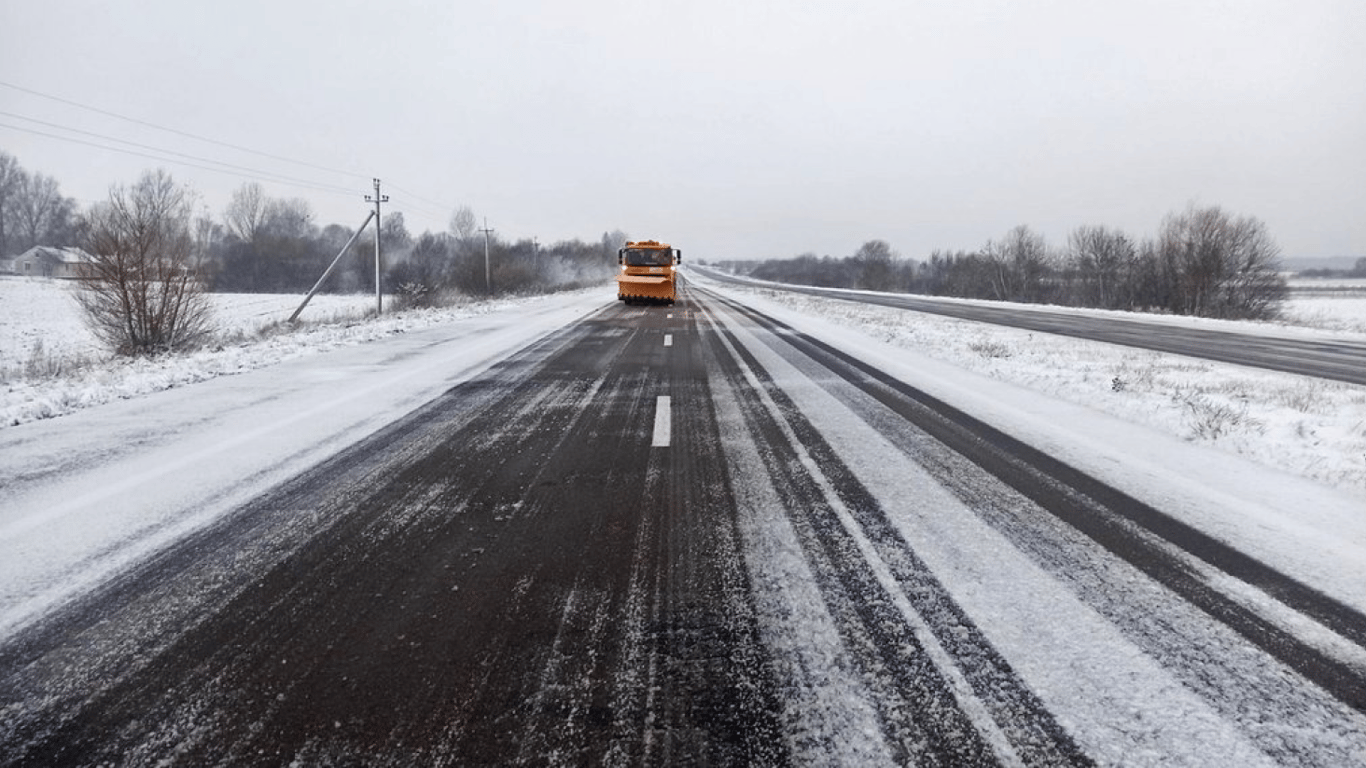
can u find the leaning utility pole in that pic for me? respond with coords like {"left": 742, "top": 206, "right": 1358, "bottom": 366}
{"left": 289, "top": 210, "right": 376, "bottom": 323}
{"left": 366, "top": 178, "right": 389, "bottom": 314}
{"left": 479, "top": 217, "right": 495, "bottom": 294}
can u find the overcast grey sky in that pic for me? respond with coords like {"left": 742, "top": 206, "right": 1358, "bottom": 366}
{"left": 2, "top": 0, "right": 1363, "bottom": 262}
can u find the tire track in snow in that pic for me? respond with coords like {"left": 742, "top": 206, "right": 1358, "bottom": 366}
{"left": 0, "top": 304, "right": 788, "bottom": 766}
{"left": 705, "top": 290, "right": 1366, "bottom": 758}
{"left": 699, "top": 298, "right": 1091, "bottom": 766}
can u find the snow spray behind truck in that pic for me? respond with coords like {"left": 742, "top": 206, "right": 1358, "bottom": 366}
{"left": 617, "top": 240, "right": 682, "bottom": 305}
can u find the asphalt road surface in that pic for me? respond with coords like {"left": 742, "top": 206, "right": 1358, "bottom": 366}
{"left": 2, "top": 282, "right": 1364, "bottom": 766}
{"left": 698, "top": 267, "right": 1366, "bottom": 386}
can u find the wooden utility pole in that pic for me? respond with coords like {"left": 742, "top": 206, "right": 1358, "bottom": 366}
{"left": 366, "top": 179, "right": 389, "bottom": 314}
{"left": 480, "top": 217, "right": 495, "bottom": 294}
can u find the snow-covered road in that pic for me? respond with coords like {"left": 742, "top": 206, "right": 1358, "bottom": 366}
{"left": 0, "top": 291, "right": 607, "bottom": 638}
{"left": 2, "top": 276, "right": 1364, "bottom": 765}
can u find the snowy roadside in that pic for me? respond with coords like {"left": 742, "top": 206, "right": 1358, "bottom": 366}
{"left": 700, "top": 284, "right": 1366, "bottom": 767}
{"left": 693, "top": 273, "right": 1366, "bottom": 498}
{"left": 0, "top": 287, "right": 612, "bottom": 639}
{"left": 697, "top": 275, "right": 1366, "bottom": 634}
{"left": 2, "top": 272, "right": 1362, "bottom": 642}
{"left": 2, "top": 279, "right": 604, "bottom": 428}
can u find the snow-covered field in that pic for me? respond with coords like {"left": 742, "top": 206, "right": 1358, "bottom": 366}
{"left": 1285, "top": 278, "right": 1366, "bottom": 333}
{"left": 2, "top": 280, "right": 505, "bottom": 426}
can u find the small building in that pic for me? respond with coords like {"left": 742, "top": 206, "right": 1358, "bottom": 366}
{"left": 10, "top": 246, "right": 94, "bottom": 279}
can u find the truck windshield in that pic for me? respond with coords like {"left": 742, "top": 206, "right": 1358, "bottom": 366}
{"left": 623, "top": 249, "right": 673, "bottom": 267}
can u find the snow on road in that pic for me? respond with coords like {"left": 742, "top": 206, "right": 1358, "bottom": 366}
{"left": 2, "top": 274, "right": 1366, "bottom": 763}
{"left": 701, "top": 290, "right": 1366, "bottom": 765}
{"left": 695, "top": 273, "right": 1366, "bottom": 611}
{"left": 2, "top": 274, "right": 1364, "bottom": 638}
{"left": 0, "top": 285, "right": 609, "bottom": 638}
{"left": 697, "top": 274, "right": 1366, "bottom": 496}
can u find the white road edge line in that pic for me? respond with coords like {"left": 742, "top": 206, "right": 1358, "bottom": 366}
{"left": 652, "top": 395, "right": 672, "bottom": 447}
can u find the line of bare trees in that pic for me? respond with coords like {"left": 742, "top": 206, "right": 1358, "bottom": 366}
{"left": 742, "top": 205, "right": 1289, "bottom": 320}
{"left": 385, "top": 221, "right": 626, "bottom": 309}
{"left": 2, "top": 150, "right": 628, "bottom": 355}
{"left": 0, "top": 150, "right": 81, "bottom": 257}
{"left": 201, "top": 185, "right": 622, "bottom": 301}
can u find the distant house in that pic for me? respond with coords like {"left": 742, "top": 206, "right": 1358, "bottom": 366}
{"left": 10, "top": 246, "right": 95, "bottom": 279}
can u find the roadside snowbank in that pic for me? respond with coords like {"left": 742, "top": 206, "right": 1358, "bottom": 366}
{"left": 693, "top": 273, "right": 1366, "bottom": 497}
{"left": 1, "top": 279, "right": 592, "bottom": 428}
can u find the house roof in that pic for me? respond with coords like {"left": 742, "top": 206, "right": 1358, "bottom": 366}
{"left": 16, "top": 246, "right": 92, "bottom": 264}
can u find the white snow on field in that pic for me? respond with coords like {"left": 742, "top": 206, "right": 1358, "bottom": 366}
{"left": 1, "top": 278, "right": 379, "bottom": 367}
{"left": 3, "top": 280, "right": 484, "bottom": 427}
{"left": 1284, "top": 278, "right": 1366, "bottom": 334}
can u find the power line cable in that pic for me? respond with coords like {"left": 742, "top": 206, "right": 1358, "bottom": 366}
{"left": 0, "top": 110, "right": 358, "bottom": 195}
{"left": 0, "top": 79, "right": 371, "bottom": 182}
{"left": 383, "top": 198, "right": 450, "bottom": 223}
{"left": 384, "top": 182, "right": 455, "bottom": 215}
{"left": 1, "top": 80, "right": 466, "bottom": 228}
{"left": 0, "top": 121, "right": 360, "bottom": 199}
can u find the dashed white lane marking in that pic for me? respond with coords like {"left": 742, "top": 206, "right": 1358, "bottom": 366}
{"left": 652, "top": 396, "right": 672, "bottom": 447}
{"left": 664, "top": 334, "right": 673, "bottom": 347}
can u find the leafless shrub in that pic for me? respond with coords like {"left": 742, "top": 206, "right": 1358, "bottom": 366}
{"left": 1271, "top": 381, "right": 1332, "bottom": 414}
{"left": 968, "top": 338, "right": 1013, "bottom": 359}
{"left": 1180, "top": 393, "right": 1262, "bottom": 440}
{"left": 74, "top": 170, "right": 215, "bottom": 355}
{"left": 1111, "top": 358, "right": 1161, "bottom": 392}
{"left": 23, "top": 338, "right": 66, "bottom": 379}
{"left": 392, "top": 281, "right": 442, "bottom": 310}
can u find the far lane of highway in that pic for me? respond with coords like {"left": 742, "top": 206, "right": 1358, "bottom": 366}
{"left": 697, "top": 267, "right": 1366, "bottom": 385}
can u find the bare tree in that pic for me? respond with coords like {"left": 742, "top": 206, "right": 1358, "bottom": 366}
{"left": 12, "top": 172, "right": 70, "bottom": 251}
{"left": 449, "top": 205, "right": 477, "bottom": 241}
{"left": 381, "top": 210, "right": 412, "bottom": 251}
{"left": 0, "top": 151, "right": 22, "bottom": 256}
{"left": 1156, "top": 204, "right": 1286, "bottom": 319}
{"left": 983, "top": 225, "right": 1050, "bottom": 302}
{"left": 76, "top": 170, "right": 214, "bottom": 355}
{"left": 261, "top": 197, "right": 315, "bottom": 239}
{"left": 193, "top": 209, "right": 221, "bottom": 257}
{"left": 853, "top": 239, "right": 898, "bottom": 290}
{"left": 223, "top": 182, "right": 268, "bottom": 243}
{"left": 1067, "top": 225, "right": 1136, "bottom": 308}
{"left": 601, "top": 229, "right": 629, "bottom": 263}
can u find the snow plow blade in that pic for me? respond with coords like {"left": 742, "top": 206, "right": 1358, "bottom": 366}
{"left": 617, "top": 274, "right": 675, "bottom": 303}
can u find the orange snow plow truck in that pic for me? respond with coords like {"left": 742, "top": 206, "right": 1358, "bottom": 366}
{"left": 617, "top": 240, "right": 682, "bottom": 305}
